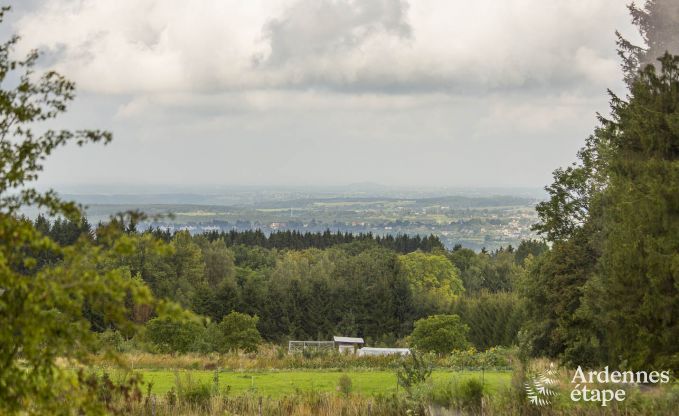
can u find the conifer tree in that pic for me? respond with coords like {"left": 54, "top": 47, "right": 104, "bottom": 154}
{"left": 591, "top": 55, "right": 679, "bottom": 371}
{"left": 529, "top": 1, "right": 679, "bottom": 369}
{"left": 617, "top": 0, "right": 679, "bottom": 85}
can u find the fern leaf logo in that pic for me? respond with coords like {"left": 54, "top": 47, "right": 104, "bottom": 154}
{"left": 525, "top": 363, "right": 559, "bottom": 406}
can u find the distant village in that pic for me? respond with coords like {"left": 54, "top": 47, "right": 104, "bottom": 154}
{"left": 139, "top": 208, "right": 538, "bottom": 252}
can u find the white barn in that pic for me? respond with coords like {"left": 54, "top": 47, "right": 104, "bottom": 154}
{"left": 333, "top": 336, "right": 364, "bottom": 354}
{"left": 358, "top": 347, "right": 410, "bottom": 357}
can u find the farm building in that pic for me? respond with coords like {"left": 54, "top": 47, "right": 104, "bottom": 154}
{"left": 357, "top": 347, "right": 410, "bottom": 357}
{"left": 287, "top": 336, "right": 371, "bottom": 354}
{"left": 333, "top": 336, "right": 364, "bottom": 354}
{"left": 287, "top": 340, "right": 335, "bottom": 354}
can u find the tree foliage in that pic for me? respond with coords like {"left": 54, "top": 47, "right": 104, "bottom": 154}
{"left": 397, "top": 251, "right": 464, "bottom": 316}
{"left": 448, "top": 246, "right": 523, "bottom": 293}
{"left": 519, "top": 231, "right": 600, "bottom": 366}
{"left": 217, "top": 311, "right": 262, "bottom": 353}
{"left": 527, "top": 0, "right": 679, "bottom": 371}
{"left": 396, "top": 349, "right": 433, "bottom": 393}
{"left": 146, "top": 316, "right": 205, "bottom": 354}
{"left": 181, "top": 228, "right": 445, "bottom": 253}
{"left": 591, "top": 55, "right": 679, "bottom": 371}
{"left": 41, "top": 212, "right": 539, "bottom": 347}
{"left": 0, "top": 8, "right": 168, "bottom": 413}
{"left": 451, "top": 291, "right": 524, "bottom": 350}
{"left": 616, "top": 0, "right": 679, "bottom": 85}
{"left": 409, "top": 315, "right": 470, "bottom": 355}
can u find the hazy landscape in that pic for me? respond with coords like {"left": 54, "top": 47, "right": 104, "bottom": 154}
{"left": 50, "top": 186, "right": 542, "bottom": 251}
{"left": 2, "top": 1, "right": 678, "bottom": 415}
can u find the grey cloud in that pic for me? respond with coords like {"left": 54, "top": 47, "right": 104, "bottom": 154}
{"left": 247, "top": 0, "right": 629, "bottom": 94}
{"left": 13, "top": 0, "right": 632, "bottom": 96}
{"left": 5, "top": 1, "right": 641, "bottom": 189}
{"left": 259, "top": 0, "right": 411, "bottom": 66}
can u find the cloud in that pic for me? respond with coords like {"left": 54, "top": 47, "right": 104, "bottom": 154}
{"left": 260, "top": 0, "right": 411, "bottom": 66}
{"left": 8, "top": 0, "right": 637, "bottom": 188}
{"left": 14, "top": 0, "right": 631, "bottom": 95}
{"left": 477, "top": 94, "right": 595, "bottom": 134}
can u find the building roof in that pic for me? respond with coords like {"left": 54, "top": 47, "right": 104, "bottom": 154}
{"left": 333, "top": 336, "right": 364, "bottom": 344}
{"left": 358, "top": 347, "right": 410, "bottom": 356}
{"left": 359, "top": 347, "right": 410, "bottom": 352}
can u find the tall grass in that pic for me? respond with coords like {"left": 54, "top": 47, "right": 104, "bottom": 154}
{"left": 110, "top": 386, "right": 679, "bottom": 416}
{"left": 88, "top": 351, "right": 679, "bottom": 415}
{"left": 115, "top": 391, "right": 415, "bottom": 416}
{"left": 100, "top": 367, "right": 679, "bottom": 416}
{"left": 91, "top": 344, "right": 514, "bottom": 371}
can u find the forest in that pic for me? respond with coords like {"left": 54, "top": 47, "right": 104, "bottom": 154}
{"left": 33, "top": 216, "right": 532, "bottom": 348}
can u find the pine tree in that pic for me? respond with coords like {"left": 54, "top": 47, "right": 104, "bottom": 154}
{"left": 617, "top": 0, "right": 679, "bottom": 85}
{"left": 592, "top": 55, "right": 679, "bottom": 371}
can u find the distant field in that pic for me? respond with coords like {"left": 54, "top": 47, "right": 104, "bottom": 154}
{"left": 134, "top": 369, "right": 511, "bottom": 397}
{"left": 18, "top": 191, "right": 539, "bottom": 250}
{"left": 175, "top": 210, "right": 219, "bottom": 216}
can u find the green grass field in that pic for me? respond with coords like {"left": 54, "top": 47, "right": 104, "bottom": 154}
{"left": 135, "top": 369, "right": 511, "bottom": 398}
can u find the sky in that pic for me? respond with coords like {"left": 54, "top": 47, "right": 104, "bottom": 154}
{"left": 6, "top": 0, "right": 640, "bottom": 190}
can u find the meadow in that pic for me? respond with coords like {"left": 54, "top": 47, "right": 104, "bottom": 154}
{"left": 89, "top": 360, "right": 679, "bottom": 416}
{"left": 135, "top": 369, "right": 511, "bottom": 397}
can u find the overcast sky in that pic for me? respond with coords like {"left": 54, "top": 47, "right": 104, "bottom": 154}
{"left": 8, "top": 0, "right": 640, "bottom": 190}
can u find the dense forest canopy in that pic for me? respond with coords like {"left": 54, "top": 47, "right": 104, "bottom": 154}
{"left": 151, "top": 227, "right": 445, "bottom": 253}
{"left": 32, "top": 215, "right": 532, "bottom": 347}
{"left": 529, "top": 0, "right": 679, "bottom": 371}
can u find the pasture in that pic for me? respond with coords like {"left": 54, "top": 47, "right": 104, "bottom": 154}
{"left": 135, "top": 369, "right": 512, "bottom": 397}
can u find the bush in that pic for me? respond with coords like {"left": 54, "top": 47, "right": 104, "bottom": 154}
{"left": 410, "top": 314, "right": 470, "bottom": 354}
{"left": 337, "top": 374, "right": 352, "bottom": 397}
{"left": 174, "top": 372, "right": 213, "bottom": 408}
{"left": 144, "top": 313, "right": 262, "bottom": 354}
{"left": 192, "top": 323, "right": 222, "bottom": 354}
{"left": 430, "top": 378, "right": 485, "bottom": 412}
{"left": 444, "top": 346, "right": 513, "bottom": 370}
{"left": 430, "top": 381, "right": 455, "bottom": 408}
{"left": 96, "top": 330, "right": 126, "bottom": 353}
{"left": 456, "top": 378, "right": 484, "bottom": 411}
{"left": 397, "top": 350, "right": 433, "bottom": 394}
{"left": 217, "top": 312, "right": 262, "bottom": 353}
{"left": 146, "top": 317, "right": 205, "bottom": 353}
{"left": 165, "top": 388, "right": 177, "bottom": 406}
{"left": 180, "top": 383, "right": 212, "bottom": 408}
{"left": 81, "top": 371, "right": 143, "bottom": 413}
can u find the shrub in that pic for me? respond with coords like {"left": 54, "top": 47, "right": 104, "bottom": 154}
{"left": 410, "top": 314, "right": 470, "bottom": 354}
{"left": 429, "top": 380, "right": 456, "bottom": 408}
{"left": 337, "top": 374, "right": 352, "bottom": 397}
{"left": 456, "top": 378, "right": 484, "bottom": 411}
{"left": 81, "top": 371, "right": 143, "bottom": 414}
{"left": 97, "top": 330, "right": 126, "bottom": 353}
{"left": 181, "top": 383, "right": 212, "bottom": 408}
{"left": 430, "top": 378, "right": 485, "bottom": 411}
{"left": 192, "top": 323, "right": 222, "bottom": 354}
{"left": 165, "top": 388, "right": 177, "bottom": 406}
{"left": 217, "top": 312, "right": 262, "bottom": 353}
{"left": 397, "top": 350, "right": 433, "bottom": 394}
{"left": 174, "top": 372, "right": 213, "bottom": 408}
{"left": 146, "top": 317, "right": 205, "bottom": 354}
{"left": 444, "top": 346, "right": 513, "bottom": 370}
{"left": 479, "top": 346, "right": 513, "bottom": 368}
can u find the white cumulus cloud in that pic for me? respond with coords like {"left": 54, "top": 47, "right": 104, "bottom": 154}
{"left": 15, "top": 0, "right": 630, "bottom": 95}
{"left": 5, "top": 0, "right": 639, "bottom": 188}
